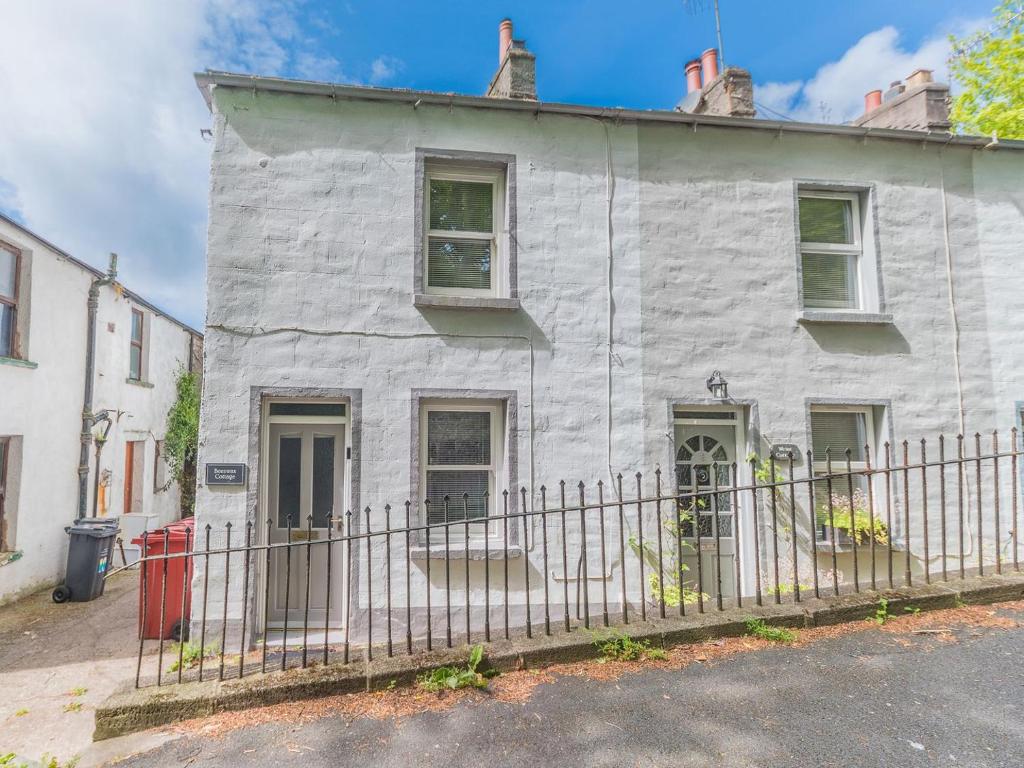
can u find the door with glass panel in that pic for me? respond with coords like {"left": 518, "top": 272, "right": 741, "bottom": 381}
{"left": 675, "top": 415, "right": 739, "bottom": 600}
{"left": 267, "top": 418, "right": 346, "bottom": 627}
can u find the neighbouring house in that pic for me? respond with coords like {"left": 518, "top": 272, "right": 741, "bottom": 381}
{"left": 0, "top": 213, "right": 203, "bottom": 604}
{"left": 191, "top": 19, "right": 1024, "bottom": 649}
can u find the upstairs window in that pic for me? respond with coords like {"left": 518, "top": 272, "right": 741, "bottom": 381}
{"left": 129, "top": 308, "right": 145, "bottom": 381}
{"left": 425, "top": 167, "right": 504, "bottom": 296}
{"left": 798, "top": 192, "right": 863, "bottom": 310}
{"left": 0, "top": 244, "right": 18, "bottom": 358}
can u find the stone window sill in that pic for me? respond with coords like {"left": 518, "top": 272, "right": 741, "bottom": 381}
{"left": 125, "top": 378, "right": 155, "bottom": 389}
{"left": 410, "top": 544, "right": 523, "bottom": 561}
{"left": 0, "top": 551, "right": 23, "bottom": 568}
{"left": 0, "top": 356, "right": 38, "bottom": 369}
{"left": 414, "top": 294, "right": 521, "bottom": 312}
{"left": 798, "top": 310, "right": 894, "bottom": 326}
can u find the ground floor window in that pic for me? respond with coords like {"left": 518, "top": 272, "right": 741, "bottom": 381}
{"left": 421, "top": 401, "right": 502, "bottom": 528}
{"left": 810, "top": 407, "right": 874, "bottom": 542}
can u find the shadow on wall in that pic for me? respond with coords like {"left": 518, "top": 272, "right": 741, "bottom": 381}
{"left": 802, "top": 323, "right": 910, "bottom": 356}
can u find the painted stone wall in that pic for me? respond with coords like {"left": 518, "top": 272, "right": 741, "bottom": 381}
{"left": 195, "top": 85, "right": 1024, "bottom": 643}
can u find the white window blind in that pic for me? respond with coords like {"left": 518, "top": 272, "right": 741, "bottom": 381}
{"left": 811, "top": 410, "right": 868, "bottom": 462}
{"left": 425, "top": 170, "right": 501, "bottom": 295}
{"left": 799, "top": 193, "right": 862, "bottom": 310}
{"left": 423, "top": 406, "right": 498, "bottom": 525}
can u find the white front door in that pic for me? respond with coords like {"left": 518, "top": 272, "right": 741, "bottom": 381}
{"left": 674, "top": 415, "right": 742, "bottom": 600}
{"left": 267, "top": 421, "right": 346, "bottom": 628}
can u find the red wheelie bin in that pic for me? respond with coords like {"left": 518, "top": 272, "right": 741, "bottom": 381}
{"left": 134, "top": 517, "right": 195, "bottom": 641}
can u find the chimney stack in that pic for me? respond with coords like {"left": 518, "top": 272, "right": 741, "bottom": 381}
{"left": 853, "top": 68, "right": 949, "bottom": 132}
{"left": 685, "top": 59, "right": 702, "bottom": 94}
{"left": 485, "top": 18, "right": 537, "bottom": 101}
{"left": 677, "top": 47, "right": 756, "bottom": 118}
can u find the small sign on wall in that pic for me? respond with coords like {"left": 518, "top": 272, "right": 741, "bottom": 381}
{"left": 205, "top": 463, "right": 247, "bottom": 486}
{"left": 769, "top": 444, "right": 801, "bottom": 461}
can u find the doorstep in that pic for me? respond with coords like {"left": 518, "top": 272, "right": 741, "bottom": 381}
{"left": 94, "top": 571, "right": 1024, "bottom": 741}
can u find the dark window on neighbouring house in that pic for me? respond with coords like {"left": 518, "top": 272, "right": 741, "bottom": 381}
{"left": 0, "top": 437, "right": 9, "bottom": 550}
{"left": 129, "top": 308, "right": 144, "bottom": 381}
{"left": 124, "top": 440, "right": 145, "bottom": 514}
{"left": 0, "top": 244, "right": 19, "bottom": 359}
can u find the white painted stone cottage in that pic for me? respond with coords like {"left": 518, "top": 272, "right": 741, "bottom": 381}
{"left": 193, "top": 20, "right": 1024, "bottom": 646}
{"left": 0, "top": 214, "right": 202, "bottom": 604}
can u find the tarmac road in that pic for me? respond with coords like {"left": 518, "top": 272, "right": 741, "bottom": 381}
{"left": 115, "top": 607, "right": 1024, "bottom": 768}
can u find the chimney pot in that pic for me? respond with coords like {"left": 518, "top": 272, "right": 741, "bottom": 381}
{"left": 685, "top": 59, "right": 702, "bottom": 93}
{"left": 499, "top": 19, "right": 513, "bottom": 64}
{"left": 700, "top": 48, "right": 719, "bottom": 84}
{"left": 865, "top": 89, "right": 882, "bottom": 112}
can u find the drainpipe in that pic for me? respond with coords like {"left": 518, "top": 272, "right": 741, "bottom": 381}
{"left": 77, "top": 254, "right": 117, "bottom": 521}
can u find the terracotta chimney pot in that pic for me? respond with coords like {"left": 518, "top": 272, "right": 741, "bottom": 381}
{"left": 700, "top": 48, "right": 719, "bottom": 83}
{"left": 865, "top": 89, "right": 882, "bottom": 112}
{"left": 499, "top": 19, "right": 513, "bottom": 64}
{"left": 685, "top": 59, "right": 702, "bottom": 93}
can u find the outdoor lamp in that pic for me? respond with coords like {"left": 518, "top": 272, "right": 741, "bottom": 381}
{"left": 706, "top": 370, "right": 729, "bottom": 400}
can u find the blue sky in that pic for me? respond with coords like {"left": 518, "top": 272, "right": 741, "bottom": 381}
{"left": 0, "top": 0, "right": 995, "bottom": 327}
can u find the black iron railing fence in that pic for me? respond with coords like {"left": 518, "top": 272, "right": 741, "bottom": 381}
{"left": 131, "top": 429, "right": 1022, "bottom": 688}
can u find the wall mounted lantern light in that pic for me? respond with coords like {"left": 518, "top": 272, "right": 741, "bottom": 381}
{"left": 706, "top": 370, "right": 729, "bottom": 400}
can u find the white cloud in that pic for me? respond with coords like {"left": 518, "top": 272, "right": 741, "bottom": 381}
{"left": 369, "top": 55, "right": 404, "bottom": 85}
{"left": 0, "top": 0, "right": 358, "bottom": 327}
{"left": 755, "top": 19, "right": 986, "bottom": 124}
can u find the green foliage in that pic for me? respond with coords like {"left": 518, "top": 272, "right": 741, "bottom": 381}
{"left": 2, "top": 756, "right": 80, "bottom": 768}
{"left": 949, "top": 1, "right": 1024, "bottom": 139}
{"left": 593, "top": 630, "right": 667, "bottom": 662}
{"left": 745, "top": 618, "right": 797, "bottom": 643}
{"left": 872, "top": 597, "right": 893, "bottom": 625}
{"left": 816, "top": 489, "right": 889, "bottom": 545}
{"left": 68, "top": 687, "right": 87, "bottom": 697}
{"left": 13, "top": 708, "right": 28, "bottom": 717}
{"left": 62, "top": 702, "right": 82, "bottom": 713}
{"left": 167, "top": 641, "right": 218, "bottom": 672}
{"left": 955, "top": 594, "right": 967, "bottom": 608}
{"left": 904, "top": 605, "right": 922, "bottom": 616}
{"left": 628, "top": 503, "right": 708, "bottom": 608}
{"left": 163, "top": 369, "right": 200, "bottom": 513}
{"left": 418, "top": 644, "right": 494, "bottom": 692}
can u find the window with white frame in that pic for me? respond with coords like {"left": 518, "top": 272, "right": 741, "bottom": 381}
{"left": 424, "top": 166, "right": 504, "bottom": 296}
{"left": 421, "top": 402, "right": 501, "bottom": 528}
{"left": 0, "top": 243, "right": 19, "bottom": 359}
{"left": 810, "top": 407, "right": 874, "bottom": 542}
{"left": 798, "top": 191, "right": 865, "bottom": 310}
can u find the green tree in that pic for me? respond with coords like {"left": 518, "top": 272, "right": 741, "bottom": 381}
{"left": 949, "top": 1, "right": 1024, "bottom": 139}
{"left": 164, "top": 368, "right": 200, "bottom": 514}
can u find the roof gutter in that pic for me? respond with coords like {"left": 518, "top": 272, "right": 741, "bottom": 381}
{"left": 194, "top": 70, "right": 1024, "bottom": 152}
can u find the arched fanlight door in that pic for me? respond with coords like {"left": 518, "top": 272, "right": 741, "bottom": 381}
{"left": 675, "top": 433, "right": 734, "bottom": 538}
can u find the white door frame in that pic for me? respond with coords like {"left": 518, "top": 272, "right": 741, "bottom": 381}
{"left": 257, "top": 398, "right": 351, "bottom": 634}
{"left": 673, "top": 406, "right": 751, "bottom": 598}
